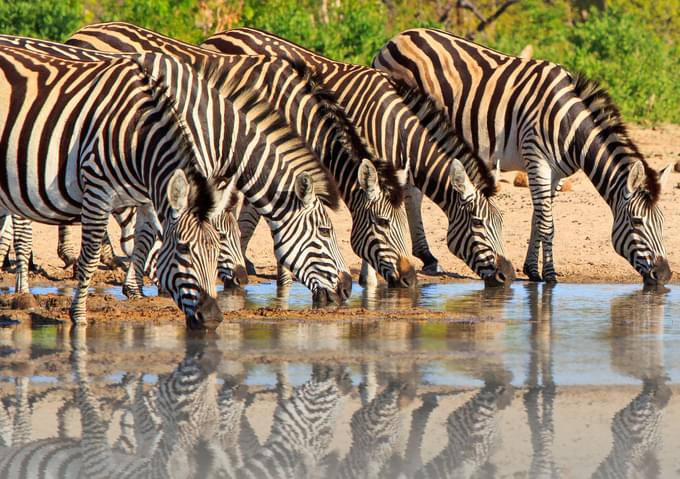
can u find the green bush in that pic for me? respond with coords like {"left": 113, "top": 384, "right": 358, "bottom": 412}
{"left": 0, "top": 0, "right": 82, "bottom": 41}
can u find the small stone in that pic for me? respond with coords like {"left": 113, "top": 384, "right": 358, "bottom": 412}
{"left": 674, "top": 160, "right": 680, "bottom": 173}
{"left": 561, "top": 179, "right": 574, "bottom": 192}
{"left": 11, "top": 293, "right": 38, "bottom": 311}
{"left": 513, "top": 172, "right": 529, "bottom": 188}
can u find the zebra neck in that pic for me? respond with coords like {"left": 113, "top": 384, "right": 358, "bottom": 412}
{"left": 563, "top": 119, "right": 638, "bottom": 208}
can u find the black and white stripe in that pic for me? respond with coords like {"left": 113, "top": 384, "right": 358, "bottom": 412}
{"left": 0, "top": 35, "right": 350, "bottom": 309}
{"left": 202, "top": 27, "right": 514, "bottom": 286}
{"left": 373, "top": 28, "right": 673, "bottom": 285}
{"left": 66, "top": 22, "right": 414, "bottom": 289}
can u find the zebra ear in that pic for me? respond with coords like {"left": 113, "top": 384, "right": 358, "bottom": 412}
{"left": 449, "top": 159, "right": 475, "bottom": 198}
{"left": 626, "top": 161, "right": 646, "bottom": 195}
{"left": 395, "top": 168, "right": 409, "bottom": 187}
{"left": 357, "top": 159, "right": 379, "bottom": 199}
{"left": 295, "top": 172, "right": 316, "bottom": 206}
{"left": 211, "top": 177, "right": 239, "bottom": 217}
{"left": 658, "top": 163, "right": 673, "bottom": 192}
{"left": 167, "top": 169, "right": 190, "bottom": 211}
{"left": 492, "top": 160, "right": 501, "bottom": 187}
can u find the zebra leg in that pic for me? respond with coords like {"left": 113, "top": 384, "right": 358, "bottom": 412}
{"left": 12, "top": 216, "right": 32, "bottom": 294}
{"left": 523, "top": 163, "right": 557, "bottom": 282}
{"left": 69, "top": 197, "right": 109, "bottom": 324}
{"left": 98, "top": 230, "right": 116, "bottom": 268}
{"left": 404, "top": 183, "right": 442, "bottom": 275}
{"left": 277, "top": 263, "right": 294, "bottom": 288}
{"left": 238, "top": 200, "right": 260, "bottom": 275}
{"left": 112, "top": 206, "right": 136, "bottom": 258}
{"left": 0, "top": 214, "right": 13, "bottom": 271}
{"left": 57, "top": 225, "right": 78, "bottom": 268}
{"left": 123, "top": 206, "right": 158, "bottom": 299}
{"left": 359, "top": 260, "right": 378, "bottom": 288}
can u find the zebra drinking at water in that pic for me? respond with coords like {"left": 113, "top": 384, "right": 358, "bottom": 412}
{"left": 0, "top": 45, "right": 226, "bottom": 327}
{"left": 373, "top": 28, "right": 673, "bottom": 285}
{"left": 65, "top": 22, "right": 416, "bottom": 289}
{"left": 200, "top": 28, "right": 514, "bottom": 287}
{"left": 0, "top": 36, "right": 351, "bottom": 308}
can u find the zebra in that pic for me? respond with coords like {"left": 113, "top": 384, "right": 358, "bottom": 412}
{"left": 185, "top": 27, "right": 515, "bottom": 286}
{"left": 0, "top": 44, "right": 227, "bottom": 328}
{"left": 199, "top": 364, "right": 352, "bottom": 479}
{"left": 0, "top": 330, "right": 223, "bottom": 479}
{"left": 0, "top": 38, "right": 351, "bottom": 309}
{"left": 373, "top": 28, "right": 674, "bottom": 285}
{"left": 65, "top": 22, "right": 416, "bottom": 289}
{"left": 414, "top": 373, "right": 514, "bottom": 479}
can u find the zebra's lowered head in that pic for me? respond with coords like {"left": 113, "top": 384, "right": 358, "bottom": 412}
{"left": 157, "top": 169, "right": 223, "bottom": 330}
{"left": 447, "top": 159, "right": 514, "bottom": 287}
{"left": 352, "top": 160, "right": 416, "bottom": 288}
{"left": 613, "top": 160, "right": 673, "bottom": 286}
{"left": 275, "top": 172, "right": 352, "bottom": 305}
{"left": 212, "top": 182, "right": 248, "bottom": 289}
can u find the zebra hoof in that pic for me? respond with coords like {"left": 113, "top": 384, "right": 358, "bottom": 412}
{"left": 421, "top": 262, "right": 443, "bottom": 276}
{"left": 61, "top": 255, "right": 77, "bottom": 269}
{"left": 523, "top": 265, "right": 542, "bottom": 282}
{"left": 122, "top": 285, "right": 143, "bottom": 299}
{"left": 544, "top": 274, "right": 558, "bottom": 284}
{"left": 245, "top": 259, "right": 257, "bottom": 276}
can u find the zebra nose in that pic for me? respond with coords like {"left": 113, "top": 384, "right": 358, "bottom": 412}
{"left": 646, "top": 257, "right": 671, "bottom": 286}
{"left": 223, "top": 265, "right": 249, "bottom": 289}
{"left": 337, "top": 271, "right": 353, "bottom": 301}
{"left": 484, "top": 255, "right": 515, "bottom": 287}
{"left": 187, "top": 292, "right": 222, "bottom": 330}
{"left": 398, "top": 257, "right": 417, "bottom": 288}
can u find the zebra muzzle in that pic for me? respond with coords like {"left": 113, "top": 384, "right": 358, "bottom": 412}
{"left": 187, "top": 292, "right": 223, "bottom": 330}
{"left": 223, "top": 265, "right": 249, "bottom": 289}
{"left": 484, "top": 255, "right": 515, "bottom": 287}
{"left": 386, "top": 257, "right": 418, "bottom": 288}
{"left": 644, "top": 257, "right": 672, "bottom": 286}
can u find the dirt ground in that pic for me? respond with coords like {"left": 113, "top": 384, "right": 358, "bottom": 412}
{"left": 3, "top": 123, "right": 676, "bottom": 291}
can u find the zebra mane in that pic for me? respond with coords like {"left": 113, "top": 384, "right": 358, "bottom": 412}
{"left": 571, "top": 72, "right": 660, "bottom": 203}
{"left": 386, "top": 76, "right": 497, "bottom": 198}
{"left": 197, "top": 58, "right": 342, "bottom": 210}
{"left": 133, "top": 56, "right": 217, "bottom": 221}
{"left": 287, "top": 59, "right": 405, "bottom": 207}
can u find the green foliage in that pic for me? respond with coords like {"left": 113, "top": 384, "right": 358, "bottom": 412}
{"left": 566, "top": 7, "right": 680, "bottom": 123}
{"left": 0, "top": 0, "right": 82, "bottom": 41}
{"left": 0, "top": 0, "right": 678, "bottom": 123}
{"left": 238, "top": 0, "right": 389, "bottom": 64}
{"left": 95, "top": 0, "right": 203, "bottom": 43}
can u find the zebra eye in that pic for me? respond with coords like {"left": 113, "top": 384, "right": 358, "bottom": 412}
{"left": 319, "top": 226, "right": 332, "bottom": 238}
{"left": 176, "top": 242, "right": 191, "bottom": 255}
{"left": 631, "top": 217, "right": 644, "bottom": 227}
{"left": 375, "top": 217, "right": 390, "bottom": 228}
{"left": 472, "top": 217, "right": 484, "bottom": 227}
{"left": 219, "top": 232, "right": 228, "bottom": 241}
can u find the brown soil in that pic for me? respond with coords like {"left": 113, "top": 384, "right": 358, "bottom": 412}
{"left": 1, "top": 124, "right": 678, "bottom": 294}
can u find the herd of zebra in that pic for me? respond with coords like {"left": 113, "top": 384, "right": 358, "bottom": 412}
{"left": 0, "top": 24, "right": 673, "bottom": 328}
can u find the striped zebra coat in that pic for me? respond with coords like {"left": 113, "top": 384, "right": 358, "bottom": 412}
{"left": 65, "top": 22, "right": 415, "bottom": 289}
{"left": 0, "top": 44, "right": 226, "bottom": 327}
{"left": 0, "top": 37, "right": 350, "bottom": 308}
{"left": 373, "top": 28, "right": 673, "bottom": 285}
{"left": 196, "top": 27, "right": 515, "bottom": 286}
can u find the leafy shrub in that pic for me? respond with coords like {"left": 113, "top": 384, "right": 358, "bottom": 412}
{"left": 0, "top": 0, "right": 82, "bottom": 41}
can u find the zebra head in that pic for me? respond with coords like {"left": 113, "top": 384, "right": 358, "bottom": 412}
{"left": 157, "top": 169, "right": 223, "bottom": 330}
{"left": 274, "top": 172, "right": 352, "bottom": 306}
{"left": 447, "top": 160, "right": 514, "bottom": 287}
{"left": 352, "top": 160, "right": 416, "bottom": 288}
{"left": 212, "top": 183, "right": 248, "bottom": 289}
{"left": 613, "top": 161, "right": 673, "bottom": 286}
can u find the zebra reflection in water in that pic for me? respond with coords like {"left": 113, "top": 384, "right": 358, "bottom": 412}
{"left": 592, "top": 289, "right": 671, "bottom": 479}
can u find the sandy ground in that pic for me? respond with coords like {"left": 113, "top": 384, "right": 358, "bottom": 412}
{"left": 1, "top": 124, "right": 678, "bottom": 290}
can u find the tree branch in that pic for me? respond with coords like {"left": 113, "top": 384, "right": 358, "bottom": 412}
{"left": 467, "top": 0, "right": 521, "bottom": 40}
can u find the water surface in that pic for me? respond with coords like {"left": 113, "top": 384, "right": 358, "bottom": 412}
{"left": 0, "top": 282, "right": 677, "bottom": 477}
